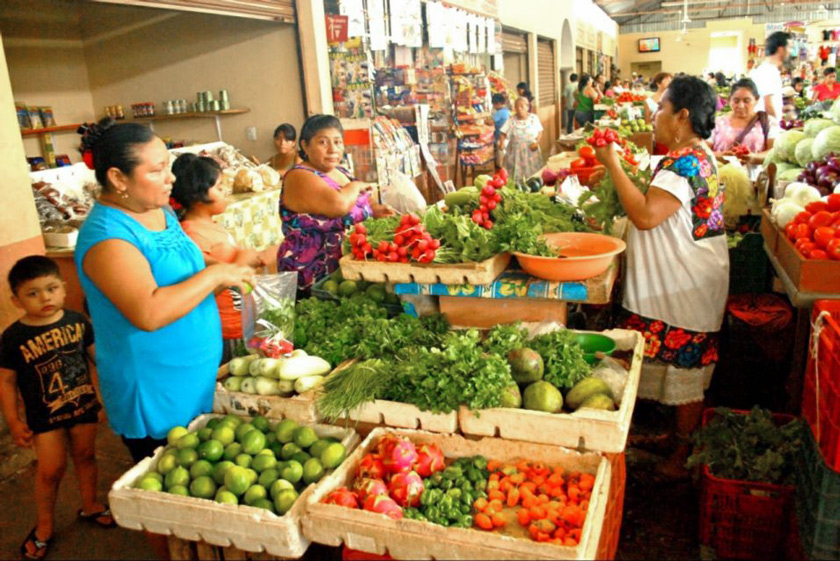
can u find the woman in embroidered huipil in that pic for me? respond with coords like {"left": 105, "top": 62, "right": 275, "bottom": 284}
{"left": 595, "top": 76, "right": 729, "bottom": 478}
{"left": 276, "top": 115, "right": 394, "bottom": 295}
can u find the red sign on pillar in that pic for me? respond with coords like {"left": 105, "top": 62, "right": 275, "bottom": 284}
{"left": 325, "top": 14, "right": 349, "bottom": 44}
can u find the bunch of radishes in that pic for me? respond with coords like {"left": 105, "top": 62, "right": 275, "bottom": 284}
{"left": 348, "top": 215, "right": 442, "bottom": 264}
{"left": 471, "top": 168, "right": 507, "bottom": 229}
{"left": 322, "top": 434, "right": 446, "bottom": 520}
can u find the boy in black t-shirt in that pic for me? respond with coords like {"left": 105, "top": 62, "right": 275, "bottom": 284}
{"left": 0, "top": 256, "right": 114, "bottom": 560}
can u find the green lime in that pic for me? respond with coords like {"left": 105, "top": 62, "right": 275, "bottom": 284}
{"left": 251, "top": 415, "right": 271, "bottom": 433}
{"left": 280, "top": 461, "right": 303, "bottom": 484}
{"left": 243, "top": 484, "right": 268, "bottom": 506}
{"left": 291, "top": 451, "right": 311, "bottom": 465}
{"left": 176, "top": 433, "right": 200, "bottom": 450}
{"left": 270, "top": 478, "right": 294, "bottom": 499}
{"left": 212, "top": 460, "right": 235, "bottom": 485}
{"left": 211, "top": 426, "right": 235, "bottom": 446}
{"left": 323, "top": 280, "right": 339, "bottom": 295}
{"left": 274, "top": 489, "right": 299, "bottom": 515}
{"left": 176, "top": 448, "right": 199, "bottom": 468}
{"left": 197, "top": 427, "right": 213, "bottom": 442}
{"left": 167, "top": 484, "right": 190, "bottom": 497}
{"left": 308, "top": 439, "right": 331, "bottom": 459}
{"left": 189, "top": 475, "right": 217, "bottom": 499}
{"left": 303, "top": 458, "right": 325, "bottom": 484}
{"left": 265, "top": 432, "right": 278, "bottom": 446}
{"left": 234, "top": 454, "right": 252, "bottom": 469}
{"left": 167, "top": 426, "right": 189, "bottom": 446}
{"left": 144, "top": 472, "right": 164, "bottom": 483}
{"left": 258, "top": 468, "right": 279, "bottom": 488}
{"left": 165, "top": 466, "right": 190, "bottom": 490}
{"left": 198, "top": 439, "right": 225, "bottom": 462}
{"left": 320, "top": 442, "right": 346, "bottom": 469}
{"left": 252, "top": 499, "right": 275, "bottom": 513}
{"left": 275, "top": 419, "right": 298, "bottom": 444}
{"left": 280, "top": 443, "right": 301, "bottom": 460}
{"left": 156, "top": 453, "right": 179, "bottom": 475}
{"left": 241, "top": 430, "right": 266, "bottom": 455}
{"left": 223, "top": 442, "right": 243, "bottom": 461}
{"left": 256, "top": 448, "right": 274, "bottom": 456}
{"left": 137, "top": 476, "right": 163, "bottom": 492}
{"left": 223, "top": 414, "right": 243, "bottom": 427}
{"left": 268, "top": 441, "right": 283, "bottom": 458}
{"left": 245, "top": 469, "right": 259, "bottom": 485}
{"left": 251, "top": 453, "right": 277, "bottom": 473}
{"left": 234, "top": 423, "right": 256, "bottom": 443}
{"left": 190, "top": 459, "right": 214, "bottom": 479}
{"left": 224, "top": 466, "right": 251, "bottom": 496}
{"left": 205, "top": 418, "right": 221, "bottom": 430}
{"left": 365, "top": 284, "right": 386, "bottom": 303}
{"left": 215, "top": 489, "right": 239, "bottom": 505}
{"left": 338, "top": 280, "right": 358, "bottom": 297}
{"left": 292, "top": 427, "right": 318, "bottom": 449}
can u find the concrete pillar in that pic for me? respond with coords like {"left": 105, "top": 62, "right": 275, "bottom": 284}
{"left": 295, "top": 0, "right": 334, "bottom": 116}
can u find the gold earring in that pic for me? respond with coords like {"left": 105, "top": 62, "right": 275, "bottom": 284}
{"left": 120, "top": 190, "right": 129, "bottom": 200}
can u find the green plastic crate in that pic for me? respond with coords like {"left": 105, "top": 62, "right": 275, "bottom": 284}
{"left": 795, "top": 423, "right": 840, "bottom": 561}
{"left": 729, "top": 232, "right": 771, "bottom": 295}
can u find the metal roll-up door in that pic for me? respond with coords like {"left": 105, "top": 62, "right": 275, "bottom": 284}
{"left": 89, "top": 0, "right": 295, "bottom": 22}
{"left": 538, "top": 39, "right": 555, "bottom": 107}
{"left": 502, "top": 30, "right": 527, "bottom": 54}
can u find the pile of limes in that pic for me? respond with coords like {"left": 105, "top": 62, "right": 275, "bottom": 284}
{"left": 134, "top": 415, "right": 347, "bottom": 516}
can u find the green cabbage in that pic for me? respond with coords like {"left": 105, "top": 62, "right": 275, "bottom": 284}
{"left": 804, "top": 118, "right": 835, "bottom": 137}
{"left": 775, "top": 130, "right": 805, "bottom": 163}
{"left": 830, "top": 98, "right": 840, "bottom": 124}
{"left": 773, "top": 162, "right": 797, "bottom": 176}
{"left": 811, "top": 125, "right": 840, "bottom": 161}
{"left": 778, "top": 168, "right": 804, "bottom": 181}
{"left": 795, "top": 138, "right": 816, "bottom": 167}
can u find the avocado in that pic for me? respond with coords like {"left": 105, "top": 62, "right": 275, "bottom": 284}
{"left": 565, "top": 377, "right": 613, "bottom": 411}
{"left": 522, "top": 381, "right": 563, "bottom": 413}
{"left": 499, "top": 383, "right": 522, "bottom": 408}
{"left": 508, "top": 348, "right": 544, "bottom": 384}
{"left": 578, "top": 393, "right": 616, "bottom": 411}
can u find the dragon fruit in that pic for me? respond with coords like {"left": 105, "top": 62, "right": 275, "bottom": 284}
{"left": 323, "top": 487, "right": 359, "bottom": 508}
{"left": 356, "top": 453, "right": 387, "bottom": 481}
{"left": 382, "top": 438, "right": 418, "bottom": 474}
{"left": 363, "top": 493, "right": 403, "bottom": 519}
{"left": 353, "top": 478, "right": 389, "bottom": 502}
{"left": 388, "top": 471, "right": 424, "bottom": 507}
{"left": 376, "top": 433, "right": 402, "bottom": 457}
{"left": 414, "top": 444, "right": 445, "bottom": 477}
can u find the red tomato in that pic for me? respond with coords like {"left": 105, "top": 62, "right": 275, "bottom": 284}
{"left": 578, "top": 146, "right": 596, "bottom": 160}
{"left": 811, "top": 249, "right": 830, "bottom": 260}
{"left": 809, "top": 211, "right": 834, "bottom": 230}
{"left": 785, "top": 222, "right": 799, "bottom": 240}
{"left": 797, "top": 241, "right": 817, "bottom": 257}
{"left": 570, "top": 158, "right": 589, "bottom": 169}
{"left": 814, "top": 227, "right": 836, "bottom": 249}
{"left": 827, "top": 194, "right": 840, "bottom": 212}
{"left": 795, "top": 223, "right": 812, "bottom": 240}
{"left": 794, "top": 211, "right": 812, "bottom": 225}
{"left": 806, "top": 201, "right": 829, "bottom": 214}
{"left": 826, "top": 238, "right": 840, "bottom": 260}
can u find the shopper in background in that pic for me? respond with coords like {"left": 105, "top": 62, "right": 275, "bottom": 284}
{"left": 749, "top": 31, "right": 790, "bottom": 118}
{"left": 492, "top": 93, "right": 511, "bottom": 170}
{"left": 516, "top": 81, "right": 536, "bottom": 112}
{"left": 563, "top": 73, "right": 579, "bottom": 134}
{"left": 76, "top": 119, "right": 254, "bottom": 464}
{"left": 574, "top": 74, "right": 598, "bottom": 128}
{"left": 645, "top": 72, "right": 672, "bottom": 121}
{"left": 170, "top": 153, "right": 264, "bottom": 363}
{"left": 594, "top": 76, "right": 729, "bottom": 479}
{"left": 604, "top": 81, "right": 615, "bottom": 98}
{"left": 811, "top": 66, "right": 840, "bottom": 102}
{"left": 266, "top": 123, "right": 301, "bottom": 177}
{"left": 499, "top": 96, "right": 543, "bottom": 183}
{"left": 277, "top": 115, "right": 394, "bottom": 295}
{"left": 593, "top": 73, "right": 606, "bottom": 98}
{"left": 792, "top": 77, "right": 806, "bottom": 98}
{"left": 710, "top": 78, "right": 777, "bottom": 165}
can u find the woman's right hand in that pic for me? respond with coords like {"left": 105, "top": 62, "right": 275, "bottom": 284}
{"left": 9, "top": 420, "right": 33, "bottom": 448}
{"left": 209, "top": 262, "right": 255, "bottom": 293}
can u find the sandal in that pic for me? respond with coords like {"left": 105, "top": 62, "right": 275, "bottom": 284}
{"left": 20, "top": 527, "right": 52, "bottom": 560}
{"left": 77, "top": 506, "right": 116, "bottom": 528}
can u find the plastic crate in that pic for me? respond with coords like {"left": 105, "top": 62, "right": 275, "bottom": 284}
{"left": 596, "top": 452, "right": 626, "bottom": 561}
{"left": 802, "top": 300, "right": 840, "bottom": 473}
{"left": 698, "top": 409, "right": 797, "bottom": 561}
{"left": 728, "top": 232, "right": 770, "bottom": 294}
{"left": 794, "top": 423, "right": 840, "bottom": 561}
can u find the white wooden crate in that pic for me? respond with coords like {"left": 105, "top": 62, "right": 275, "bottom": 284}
{"left": 303, "top": 428, "right": 610, "bottom": 560}
{"left": 109, "top": 413, "right": 359, "bottom": 558}
{"left": 213, "top": 383, "right": 322, "bottom": 424}
{"left": 344, "top": 399, "right": 458, "bottom": 434}
{"left": 339, "top": 252, "right": 511, "bottom": 285}
{"left": 457, "top": 329, "right": 644, "bottom": 453}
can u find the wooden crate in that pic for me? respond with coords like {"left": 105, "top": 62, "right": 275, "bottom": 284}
{"left": 457, "top": 329, "right": 644, "bottom": 453}
{"left": 213, "top": 383, "right": 322, "bottom": 424}
{"left": 109, "top": 414, "right": 360, "bottom": 559}
{"left": 766, "top": 213, "right": 840, "bottom": 293}
{"left": 760, "top": 208, "right": 779, "bottom": 254}
{"left": 343, "top": 399, "right": 458, "bottom": 434}
{"left": 339, "top": 253, "right": 510, "bottom": 285}
{"left": 440, "top": 297, "right": 567, "bottom": 329}
{"left": 303, "top": 428, "right": 610, "bottom": 560}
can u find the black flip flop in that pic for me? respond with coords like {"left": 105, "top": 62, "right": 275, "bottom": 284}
{"left": 20, "top": 527, "right": 52, "bottom": 561}
{"left": 77, "top": 506, "right": 116, "bottom": 528}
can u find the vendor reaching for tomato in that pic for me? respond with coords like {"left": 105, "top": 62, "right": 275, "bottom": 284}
{"left": 276, "top": 115, "right": 394, "bottom": 296}
{"left": 594, "top": 76, "right": 730, "bottom": 479}
{"left": 709, "top": 78, "right": 778, "bottom": 166}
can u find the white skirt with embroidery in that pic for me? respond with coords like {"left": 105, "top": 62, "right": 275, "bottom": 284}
{"left": 637, "top": 361, "right": 717, "bottom": 405}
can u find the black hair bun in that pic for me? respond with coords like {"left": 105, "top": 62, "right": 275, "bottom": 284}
{"left": 78, "top": 116, "right": 117, "bottom": 153}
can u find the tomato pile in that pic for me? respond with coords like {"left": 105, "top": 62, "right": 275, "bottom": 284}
{"left": 349, "top": 215, "right": 441, "bottom": 263}
{"left": 580, "top": 130, "right": 638, "bottom": 167}
{"left": 615, "top": 92, "right": 646, "bottom": 103}
{"left": 471, "top": 168, "right": 507, "bottom": 230}
{"left": 585, "top": 127, "right": 620, "bottom": 148}
{"left": 783, "top": 195, "right": 840, "bottom": 260}
{"left": 731, "top": 144, "right": 750, "bottom": 157}
{"left": 471, "top": 459, "right": 592, "bottom": 547}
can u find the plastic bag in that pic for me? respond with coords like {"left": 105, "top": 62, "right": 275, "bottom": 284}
{"left": 591, "top": 357, "right": 629, "bottom": 406}
{"left": 241, "top": 272, "right": 297, "bottom": 358}
{"left": 380, "top": 171, "right": 426, "bottom": 214}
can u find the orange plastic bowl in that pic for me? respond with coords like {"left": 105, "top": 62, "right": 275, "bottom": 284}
{"left": 513, "top": 232, "right": 626, "bottom": 282}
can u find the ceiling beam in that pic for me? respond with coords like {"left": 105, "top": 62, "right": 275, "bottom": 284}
{"left": 610, "top": 0, "right": 840, "bottom": 17}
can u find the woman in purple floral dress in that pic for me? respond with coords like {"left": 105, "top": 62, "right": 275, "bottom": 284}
{"left": 277, "top": 115, "right": 393, "bottom": 294}
{"left": 595, "top": 77, "right": 729, "bottom": 478}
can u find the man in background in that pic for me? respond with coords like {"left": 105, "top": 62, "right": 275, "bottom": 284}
{"left": 563, "top": 73, "right": 578, "bottom": 134}
{"left": 749, "top": 31, "right": 790, "bottom": 119}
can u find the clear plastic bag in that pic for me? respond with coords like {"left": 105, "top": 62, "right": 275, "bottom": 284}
{"left": 241, "top": 272, "right": 297, "bottom": 358}
{"left": 380, "top": 171, "right": 427, "bottom": 214}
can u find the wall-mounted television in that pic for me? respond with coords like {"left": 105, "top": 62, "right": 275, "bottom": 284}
{"left": 638, "top": 37, "right": 661, "bottom": 53}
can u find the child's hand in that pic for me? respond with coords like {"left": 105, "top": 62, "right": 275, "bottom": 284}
{"left": 10, "top": 421, "right": 33, "bottom": 448}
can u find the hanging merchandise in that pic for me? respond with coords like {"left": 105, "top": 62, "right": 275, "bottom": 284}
{"left": 330, "top": 38, "right": 375, "bottom": 119}
{"left": 339, "top": 0, "right": 365, "bottom": 38}
{"left": 369, "top": 0, "right": 388, "bottom": 51}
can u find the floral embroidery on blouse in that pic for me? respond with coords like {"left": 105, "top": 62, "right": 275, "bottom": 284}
{"left": 655, "top": 145, "right": 724, "bottom": 241}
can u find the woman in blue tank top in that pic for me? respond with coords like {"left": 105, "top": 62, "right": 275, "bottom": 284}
{"left": 75, "top": 120, "right": 255, "bottom": 463}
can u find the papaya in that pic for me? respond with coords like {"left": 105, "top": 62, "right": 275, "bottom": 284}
{"left": 564, "top": 377, "right": 612, "bottom": 411}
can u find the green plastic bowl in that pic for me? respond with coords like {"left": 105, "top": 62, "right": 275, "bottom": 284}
{"left": 574, "top": 333, "right": 617, "bottom": 364}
